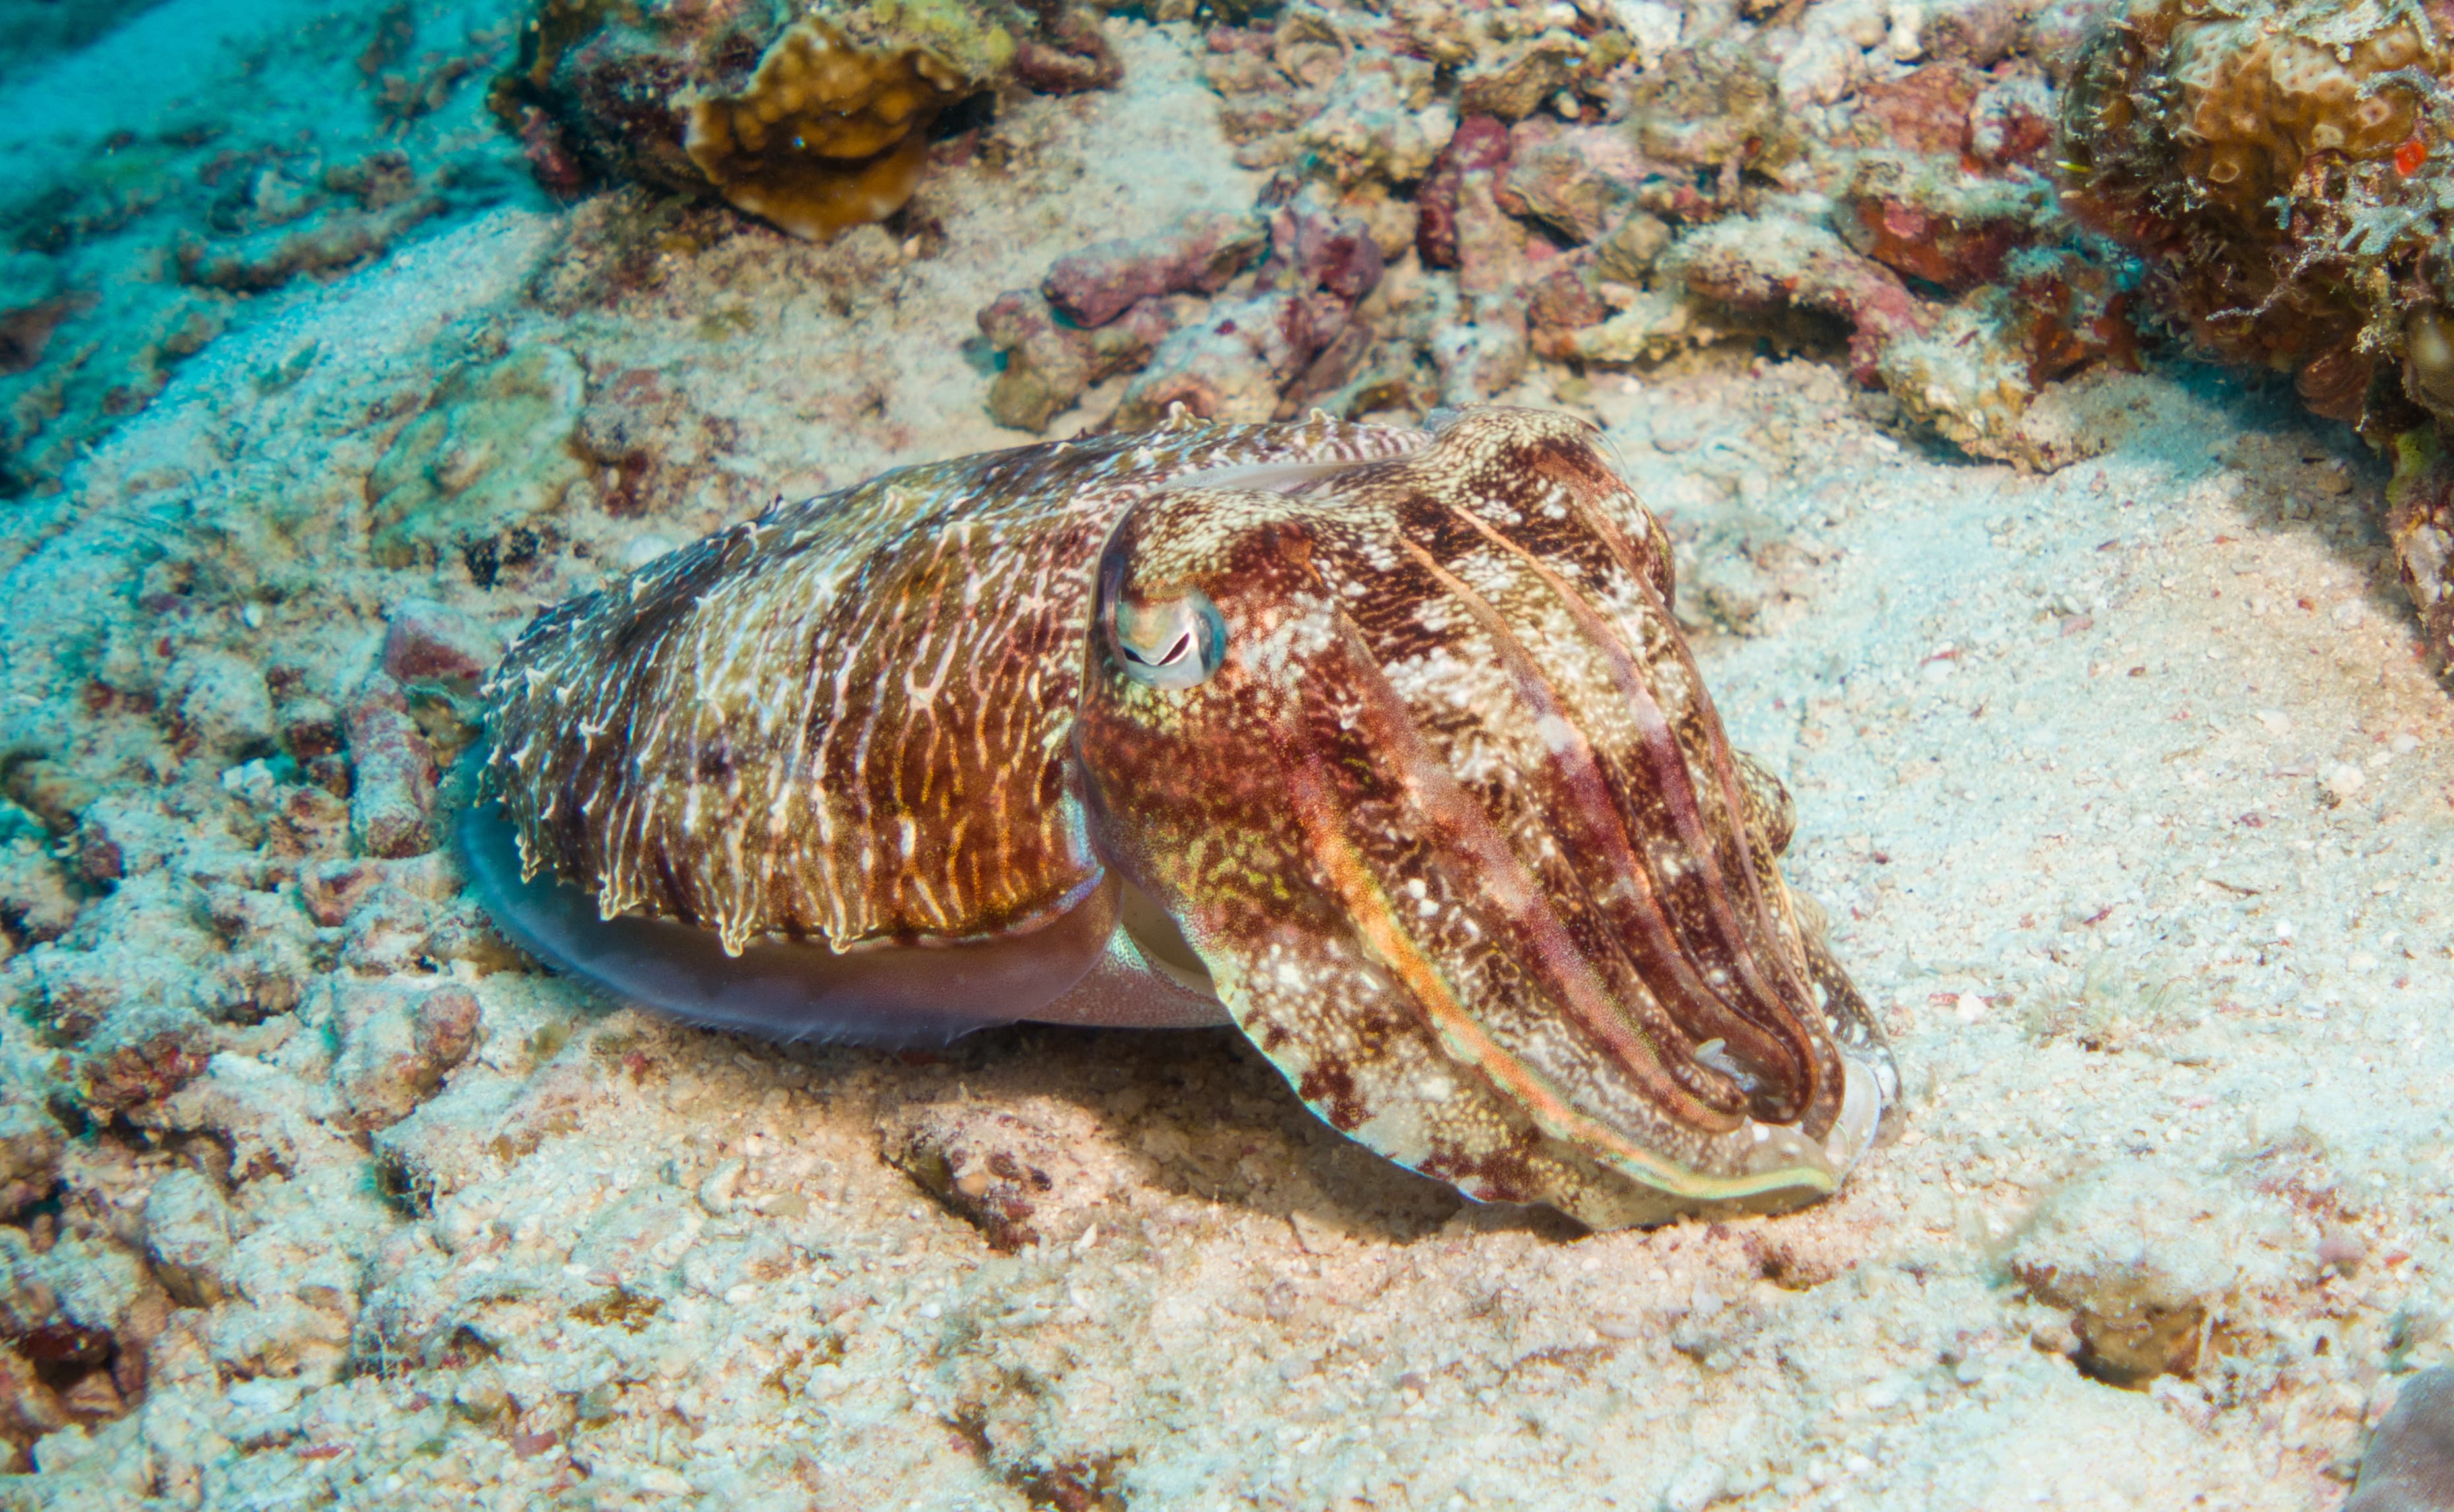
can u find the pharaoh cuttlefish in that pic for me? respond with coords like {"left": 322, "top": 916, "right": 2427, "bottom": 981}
{"left": 463, "top": 406, "right": 1896, "bottom": 1228}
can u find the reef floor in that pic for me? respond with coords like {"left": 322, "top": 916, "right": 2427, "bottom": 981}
{"left": 0, "top": 2, "right": 2445, "bottom": 1509}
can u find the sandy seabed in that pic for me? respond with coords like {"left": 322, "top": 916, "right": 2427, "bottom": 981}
{"left": 0, "top": 3, "right": 2445, "bottom": 1510}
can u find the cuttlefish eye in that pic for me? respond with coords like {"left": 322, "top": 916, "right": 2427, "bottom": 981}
{"left": 1105, "top": 588, "right": 1227, "bottom": 690}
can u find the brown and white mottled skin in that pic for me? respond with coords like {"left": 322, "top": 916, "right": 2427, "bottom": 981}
{"left": 474, "top": 406, "right": 1894, "bottom": 1229}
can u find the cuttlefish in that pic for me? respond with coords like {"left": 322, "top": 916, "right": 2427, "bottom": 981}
{"left": 463, "top": 406, "right": 1896, "bottom": 1228}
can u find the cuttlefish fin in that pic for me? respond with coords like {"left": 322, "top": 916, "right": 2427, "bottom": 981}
{"left": 1171, "top": 455, "right": 1405, "bottom": 497}
{"left": 457, "top": 802, "right": 1227, "bottom": 1046}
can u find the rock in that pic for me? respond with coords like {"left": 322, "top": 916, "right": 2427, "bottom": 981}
{"left": 143, "top": 1170, "right": 239, "bottom": 1309}
{"left": 0, "top": 1230, "right": 56, "bottom": 1339}
{"left": 34, "top": 948, "right": 197, "bottom": 1044}
{"left": 1625, "top": 39, "right": 1799, "bottom": 183}
{"left": 178, "top": 201, "right": 442, "bottom": 293}
{"left": 1417, "top": 114, "right": 1512, "bottom": 270}
{"left": 572, "top": 367, "right": 734, "bottom": 517}
{"left": 206, "top": 1292, "right": 353, "bottom": 1384}
{"left": 344, "top": 673, "right": 437, "bottom": 860}
{"left": 882, "top": 1097, "right": 1122, "bottom": 1251}
{"left": 164, "top": 652, "right": 278, "bottom": 763}
{"left": 0, "top": 1350, "right": 66, "bottom": 1460}
{"left": 1920, "top": 0, "right": 2032, "bottom": 66}
{"left": 364, "top": 344, "right": 588, "bottom": 571}
{"left": 1294, "top": 50, "right": 1456, "bottom": 185}
{"left": 380, "top": 600, "right": 502, "bottom": 697}
{"left": 1449, "top": 170, "right": 1530, "bottom": 299}
{"left": 74, "top": 999, "right": 212, "bottom": 1121}
{"left": 1, "top": 761, "right": 95, "bottom": 836}
{"left": 0, "top": 1100, "right": 62, "bottom": 1218}
{"left": 1526, "top": 267, "right": 1610, "bottom": 359}
{"left": 1458, "top": 30, "right": 1584, "bottom": 121}
{"left": 1667, "top": 214, "right": 1927, "bottom": 383}
{"left": 2346, "top": 1368, "right": 2454, "bottom": 1512}
{"left": 979, "top": 290, "right": 1177, "bottom": 433}
{"left": 1839, "top": 152, "right": 2047, "bottom": 294}
{"left": 0, "top": 839, "right": 79, "bottom": 946}
{"left": 1043, "top": 210, "right": 1266, "bottom": 329}
{"left": 1010, "top": 6, "right": 1123, "bottom": 94}
{"left": 325, "top": 981, "right": 484, "bottom": 1132}
{"left": 1497, "top": 127, "right": 1642, "bottom": 244}
{"left": 266, "top": 660, "right": 346, "bottom": 772}
{"left": 1779, "top": 0, "right": 1879, "bottom": 104}
{"left": 1261, "top": 191, "right": 1385, "bottom": 302}
{"left": 2024, "top": 0, "right": 2120, "bottom": 81}
{"left": 1111, "top": 290, "right": 1351, "bottom": 428}
{"left": 1430, "top": 304, "right": 1529, "bottom": 405}
{"left": 1593, "top": 210, "right": 1672, "bottom": 284}
{"left": 334, "top": 856, "right": 523, "bottom": 976}
{"left": 2005, "top": 1158, "right": 2294, "bottom": 1386}
{"left": 1966, "top": 73, "right": 2057, "bottom": 170}
{"left": 0, "top": 1228, "right": 160, "bottom": 1423}
{"left": 567, "top": 1183, "right": 697, "bottom": 1288}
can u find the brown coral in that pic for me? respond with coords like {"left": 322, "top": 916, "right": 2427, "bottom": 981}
{"left": 499, "top": 1, "right": 1120, "bottom": 243}
{"left": 2060, "top": 0, "right": 2437, "bottom": 420}
{"left": 680, "top": 20, "right": 968, "bottom": 242}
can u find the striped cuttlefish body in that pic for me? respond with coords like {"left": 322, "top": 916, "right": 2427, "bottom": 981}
{"left": 467, "top": 406, "right": 1897, "bottom": 1228}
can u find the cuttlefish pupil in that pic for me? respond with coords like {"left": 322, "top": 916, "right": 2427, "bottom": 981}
{"left": 463, "top": 406, "right": 1898, "bottom": 1232}
{"left": 1114, "top": 591, "right": 1227, "bottom": 692}
{"left": 1105, "top": 579, "right": 1227, "bottom": 691}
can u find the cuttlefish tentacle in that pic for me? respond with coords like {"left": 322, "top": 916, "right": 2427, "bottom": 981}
{"left": 471, "top": 405, "right": 1894, "bottom": 1228}
{"left": 1372, "top": 534, "right": 1757, "bottom": 1120}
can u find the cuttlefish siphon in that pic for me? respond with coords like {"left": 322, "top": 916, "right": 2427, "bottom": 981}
{"left": 461, "top": 405, "right": 1897, "bottom": 1229}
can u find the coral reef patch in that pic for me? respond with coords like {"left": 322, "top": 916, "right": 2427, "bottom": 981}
{"left": 2061, "top": 0, "right": 2454, "bottom": 674}
{"left": 496, "top": 0, "right": 1123, "bottom": 241}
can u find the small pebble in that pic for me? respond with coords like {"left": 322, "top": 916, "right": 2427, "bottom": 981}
{"left": 1661, "top": 1457, "right": 1724, "bottom": 1512}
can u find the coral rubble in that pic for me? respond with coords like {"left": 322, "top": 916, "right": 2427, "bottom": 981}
{"left": 973, "top": 0, "right": 2131, "bottom": 460}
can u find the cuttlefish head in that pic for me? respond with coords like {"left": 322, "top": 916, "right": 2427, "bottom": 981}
{"left": 1075, "top": 408, "right": 1896, "bottom": 1229}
